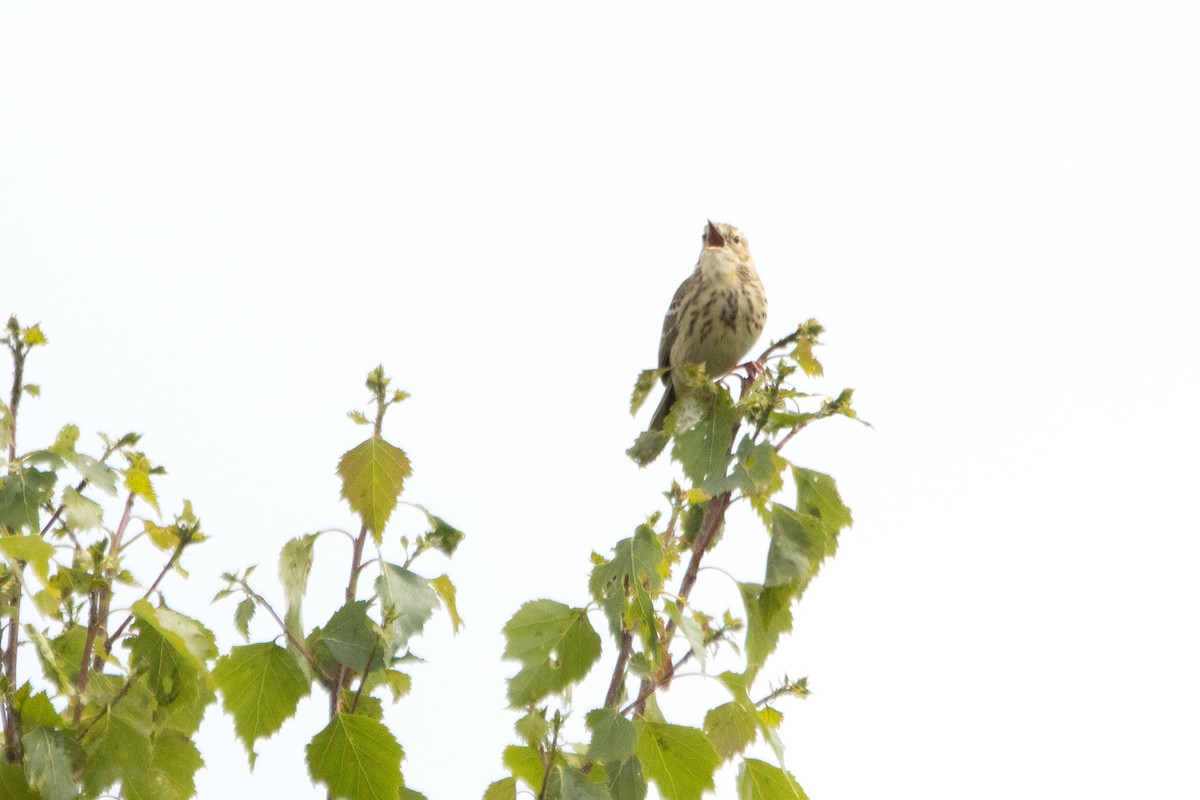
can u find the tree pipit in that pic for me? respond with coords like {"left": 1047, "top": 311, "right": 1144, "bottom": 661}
{"left": 649, "top": 220, "right": 768, "bottom": 433}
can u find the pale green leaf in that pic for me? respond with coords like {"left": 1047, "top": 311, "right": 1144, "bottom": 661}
{"left": 739, "top": 584, "right": 795, "bottom": 682}
{"left": 629, "top": 368, "right": 667, "bottom": 415}
{"left": 501, "top": 745, "right": 544, "bottom": 792}
{"left": 22, "top": 727, "right": 82, "bottom": 800}
{"left": 337, "top": 436, "right": 412, "bottom": 540}
{"left": 213, "top": 642, "right": 310, "bottom": 765}
{"left": 793, "top": 467, "right": 852, "bottom": 544}
{"left": 153, "top": 733, "right": 204, "bottom": 799}
{"left": 75, "top": 454, "right": 118, "bottom": 496}
{"left": 0, "top": 534, "right": 54, "bottom": 582}
{"left": 279, "top": 533, "right": 316, "bottom": 638}
{"left": 545, "top": 765, "right": 610, "bottom": 800}
{"left": 376, "top": 563, "right": 437, "bottom": 649}
{"left": 503, "top": 600, "right": 602, "bottom": 706}
{"left": 704, "top": 702, "right": 759, "bottom": 762}
{"left": 123, "top": 452, "right": 159, "bottom": 513}
{"left": 61, "top": 485, "right": 103, "bottom": 531}
{"left": 736, "top": 758, "right": 807, "bottom": 800}
{"left": 234, "top": 598, "right": 256, "bottom": 640}
{"left": 586, "top": 707, "right": 636, "bottom": 764}
{"left": 514, "top": 710, "right": 548, "bottom": 746}
{"left": 633, "top": 720, "right": 718, "bottom": 800}
{"left": 307, "top": 712, "right": 404, "bottom": 800}
{"left": 81, "top": 713, "right": 151, "bottom": 797}
{"left": 606, "top": 757, "right": 647, "bottom": 800}
{"left": 483, "top": 777, "right": 518, "bottom": 800}
{"left": 430, "top": 574, "right": 464, "bottom": 634}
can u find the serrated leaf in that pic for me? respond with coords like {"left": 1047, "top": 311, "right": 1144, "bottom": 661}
{"left": 672, "top": 391, "right": 736, "bottom": 491}
{"left": 376, "top": 563, "right": 438, "bottom": 649}
{"left": 739, "top": 584, "right": 794, "bottom": 682}
{"left": 348, "top": 410, "right": 370, "bottom": 425}
{"left": 57, "top": 486, "right": 102, "bottom": 532}
{"left": 337, "top": 436, "right": 412, "bottom": 540}
{"left": 606, "top": 757, "right": 647, "bottom": 800}
{"left": 213, "top": 642, "right": 310, "bottom": 765}
{"left": 0, "top": 762, "right": 39, "bottom": 800}
{"left": 765, "top": 504, "right": 829, "bottom": 591}
{"left": 589, "top": 526, "right": 664, "bottom": 638}
{"left": 320, "top": 601, "right": 380, "bottom": 672}
{"left": 586, "top": 707, "right": 636, "bottom": 764}
{"left": 513, "top": 710, "right": 549, "bottom": 746}
{"left": 719, "top": 437, "right": 786, "bottom": 498}
{"left": 128, "top": 602, "right": 218, "bottom": 734}
{"left": 429, "top": 574, "right": 463, "bottom": 634}
{"left": 0, "top": 466, "right": 56, "bottom": 532}
{"left": 736, "top": 758, "right": 807, "bottom": 800}
{"left": 503, "top": 600, "right": 602, "bottom": 706}
{"left": 0, "top": 534, "right": 54, "bottom": 582}
{"left": 502, "top": 745, "right": 545, "bottom": 792}
{"left": 383, "top": 669, "right": 412, "bottom": 701}
{"left": 131, "top": 599, "right": 218, "bottom": 665}
{"left": 81, "top": 712, "right": 152, "bottom": 797}
{"left": 484, "top": 777, "right": 518, "bottom": 800}
{"left": 123, "top": 452, "right": 159, "bottom": 513}
{"left": 793, "top": 468, "right": 852, "bottom": 543}
{"left": 704, "top": 702, "right": 759, "bottom": 762}
{"left": 425, "top": 515, "right": 464, "bottom": 556}
{"left": 234, "top": 598, "right": 256, "bottom": 640}
{"left": 625, "top": 429, "right": 670, "bottom": 468}
{"left": 663, "top": 604, "right": 707, "bottom": 672}
{"left": 545, "top": 765, "right": 610, "bottom": 800}
{"left": 49, "top": 425, "right": 79, "bottom": 460}
{"left": 22, "top": 727, "right": 82, "bottom": 800}
{"left": 633, "top": 720, "right": 718, "bottom": 800}
{"left": 153, "top": 733, "right": 204, "bottom": 799}
{"left": 307, "top": 712, "right": 404, "bottom": 800}
{"left": 629, "top": 369, "right": 666, "bottom": 415}
{"left": 75, "top": 454, "right": 118, "bottom": 496}
{"left": 280, "top": 533, "right": 316, "bottom": 638}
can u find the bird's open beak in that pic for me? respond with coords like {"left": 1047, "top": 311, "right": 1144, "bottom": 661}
{"left": 704, "top": 220, "right": 725, "bottom": 249}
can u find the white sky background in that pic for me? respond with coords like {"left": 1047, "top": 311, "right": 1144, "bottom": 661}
{"left": 3, "top": 2, "right": 1199, "bottom": 798}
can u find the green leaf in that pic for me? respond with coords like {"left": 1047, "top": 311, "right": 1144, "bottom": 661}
{"left": 320, "top": 601, "right": 380, "bottom": 672}
{"left": 234, "top": 597, "right": 256, "bottom": 640}
{"left": 633, "top": 720, "right": 718, "bottom": 800}
{"left": 383, "top": 669, "right": 412, "bottom": 701}
{"left": 22, "top": 726, "right": 82, "bottom": 800}
{"left": 337, "top": 436, "right": 412, "bottom": 540}
{"left": 153, "top": 733, "right": 204, "bottom": 799}
{"left": 131, "top": 599, "right": 218, "bottom": 666}
{"left": 501, "top": 744, "right": 545, "bottom": 792}
{"left": 793, "top": 467, "right": 852, "bottom": 542}
{"left": 279, "top": 533, "right": 316, "bottom": 638}
{"left": 545, "top": 765, "right": 610, "bottom": 800}
{"left": 425, "top": 515, "right": 464, "bottom": 556}
{"left": 606, "top": 757, "right": 647, "bottom": 800}
{"left": 49, "top": 425, "right": 79, "bottom": 460}
{"left": 0, "top": 534, "right": 54, "bottom": 582}
{"left": 589, "top": 526, "right": 664, "bottom": 638}
{"left": 81, "top": 713, "right": 152, "bottom": 797}
{"left": 213, "top": 643, "right": 310, "bottom": 765}
{"left": 586, "top": 707, "right": 636, "bottom": 764}
{"left": 307, "top": 712, "right": 404, "bottom": 800}
{"left": 61, "top": 486, "right": 103, "bottom": 531}
{"left": 128, "top": 602, "right": 217, "bottom": 734}
{"left": 721, "top": 437, "right": 786, "bottom": 498}
{"left": 629, "top": 369, "right": 667, "bottom": 415}
{"left": 736, "top": 758, "right": 807, "bottom": 800}
{"left": 672, "top": 391, "right": 736, "bottom": 491}
{"left": 0, "top": 466, "right": 56, "bottom": 532}
{"left": 503, "top": 600, "right": 602, "bottom": 706}
{"left": 399, "top": 789, "right": 427, "bottom": 800}
{"left": 765, "top": 504, "right": 829, "bottom": 591}
{"left": 514, "top": 710, "right": 549, "bottom": 746}
{"left": 704, "top": 702, "right": 759, "bottom": 762}
{"left": 17, "top": 691, "right": 62, "bottom": 729}
{"left": 429, "top": 574, "right": 464, "bottom": 634}
{"left": 375, "top": 563, "right": 438, "bottom": 649}
{"left": 738, "top": 583, "right": 794, "bottom": 682}
{"left": 123, "top": 452, "right": 160, "bottom": 513}
{"left": 75, "top": 454, "right": 118, "bottom": 496}
{"left": 484, "top": 777, "right": 518, "bottom": 800}
{"left": 0, "top": 761, "right": 39, "bottom": 800}
{"left": 626, "top": 430, "right": 669, "bottom": 467}
{"left": 662, "top": 604, "right": 707, "bottom": 672}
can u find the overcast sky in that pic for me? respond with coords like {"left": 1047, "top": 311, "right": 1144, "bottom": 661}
{"left": 3, "top": 3, "right": 1198, "bottom": 799}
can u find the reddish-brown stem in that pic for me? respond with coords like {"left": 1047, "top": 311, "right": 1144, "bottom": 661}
{"left": 331, "top": 522, "right": 371, "bottom": 717}
{"left": 77, "top": 493, "right": 135, "bottom": 703}
{"left": 603, "top": 629, "right": 633, "bottom": 709}
{"left": 105, "top": 530, "right": 194, "bottom": 651}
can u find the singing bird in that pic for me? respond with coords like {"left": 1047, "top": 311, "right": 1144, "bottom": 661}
{"left": 649, "top": 220, "right": 767, "bottom": 432}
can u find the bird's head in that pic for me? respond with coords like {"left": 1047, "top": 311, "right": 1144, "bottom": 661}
{"left": 700, "top": 220, "right": 753, "bottom": 271}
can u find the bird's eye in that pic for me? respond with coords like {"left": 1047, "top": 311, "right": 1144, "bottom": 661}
{"left": 733, "top": 235, "right": 741, "bottom": 244}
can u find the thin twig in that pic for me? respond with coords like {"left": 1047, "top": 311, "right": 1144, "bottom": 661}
{"left": 104, "top": 529, "right": 194, "bottom": 650}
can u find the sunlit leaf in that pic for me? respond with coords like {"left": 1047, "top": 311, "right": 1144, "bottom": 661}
{"left": 633, "top": 720, "right": 718, "bottom": 800}
{"left": 213, "top": 642, "right": 310, "bottom": 766}
{"left": 307, "top": 712, "right": 404, "bottom": 800}
{"left": 503, "top": 600, "right": 602, "bottom": 706}
{"left": 337, "top": 436, "right": 412, "bottom": 541}
{"left": 736, "top": 758, "right": 807, "bottom": 800}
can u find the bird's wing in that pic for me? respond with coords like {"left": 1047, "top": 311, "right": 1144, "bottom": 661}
{"left": 658, "top": 270, "right": 699, "bottom": 379}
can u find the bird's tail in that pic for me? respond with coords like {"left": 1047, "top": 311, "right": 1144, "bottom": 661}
{"left": 649, "top": 383, "right": 676, "bottom": 433}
